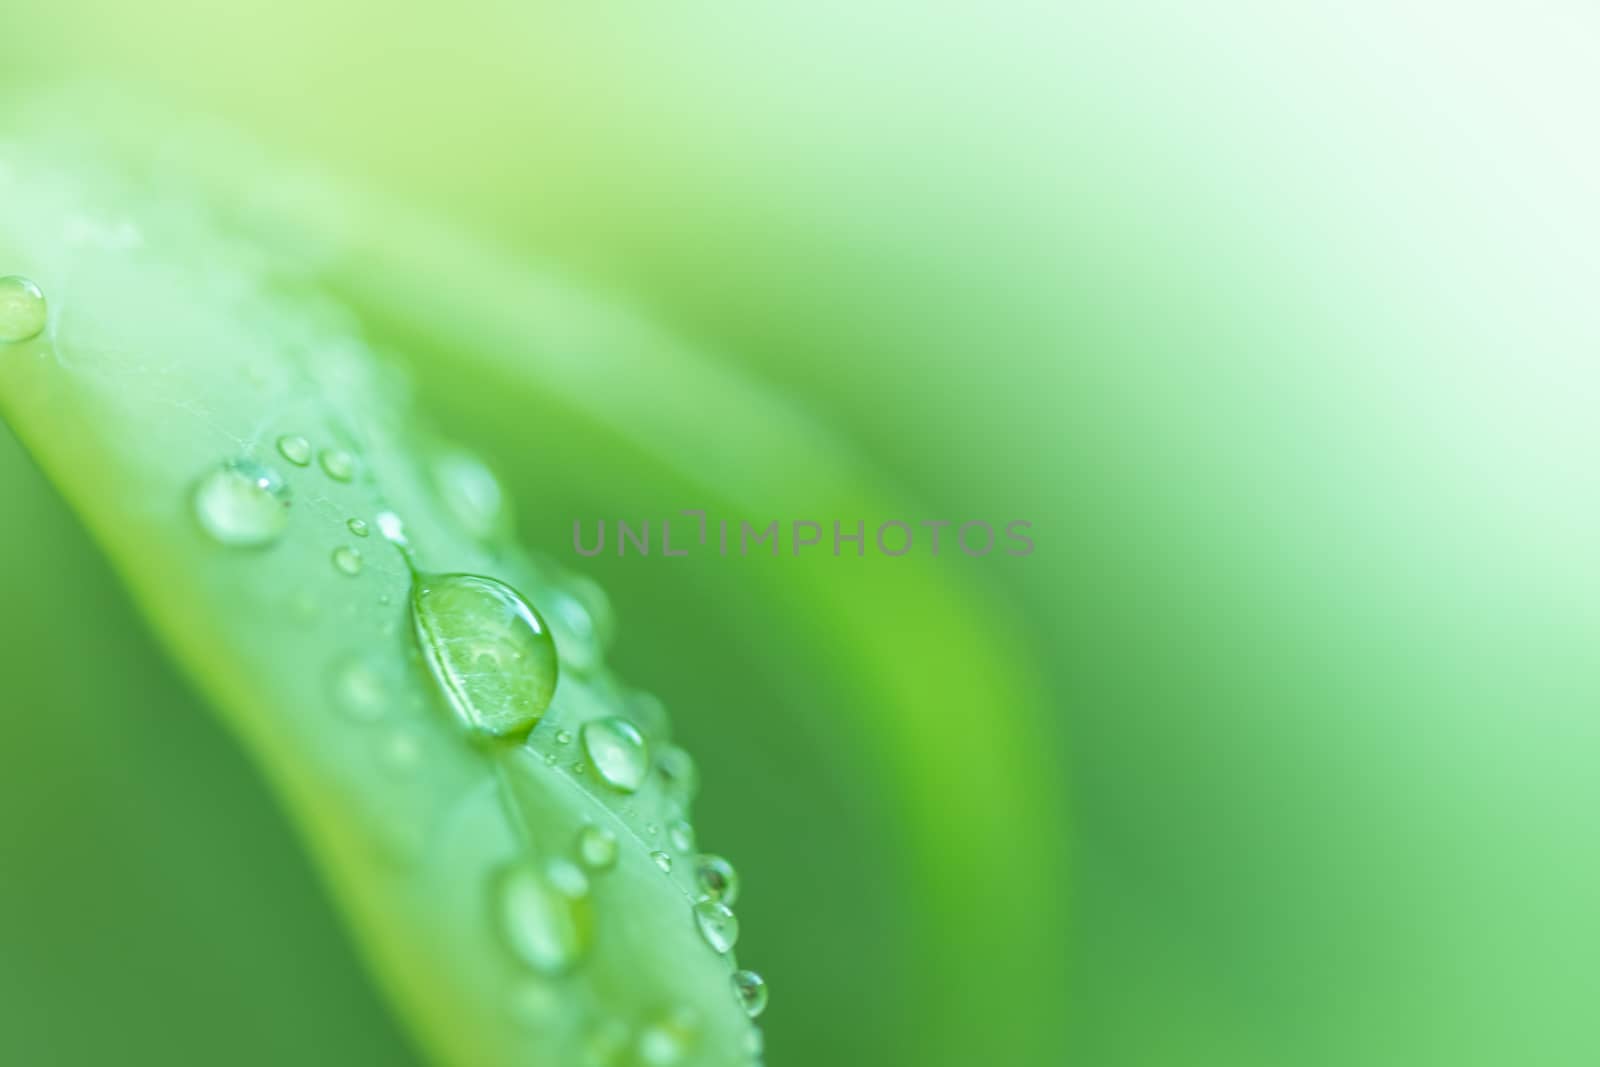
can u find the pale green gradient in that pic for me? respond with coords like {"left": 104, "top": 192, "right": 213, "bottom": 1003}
{"left": 3, "top": 3, "right": 1599, "bottom": 1066}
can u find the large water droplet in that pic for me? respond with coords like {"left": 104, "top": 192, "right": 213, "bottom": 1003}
{"left": 332, "top": 545, "right": 364, "bottom": 576}
{"left": 692, "top": 899, "right": 739, "bottom": 954}
{"left": 731, "top": 970, "right": 768, "bottom": 1018}
{"left": 651, "top": 851, "right": 673, "bottom": 873}
{"left": 193, "top": 459, "right": 290, "bottom": 548}
{"left": 495, "top": 857, "right": 593, "bottom": 976}
{"left": 0, "top": 275, "right": 46, "bottom": 343}
{"left": 347, "top": 517, "right": 370, "bottom": 538}
{"left": 412, "top": 574, "right": 558, "bottom": 739}
{"left": 694, "top": 855, "right": 740, "bottom": 906}
{"left": 581, "top": 717, "right": 650, "bottom": 792}
{"left": 576, "top": 824, "right": 619, "bottom": 872}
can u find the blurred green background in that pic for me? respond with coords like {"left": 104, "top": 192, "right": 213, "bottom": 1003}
{"left": 3, "top": 3, "right": 1598, "bottom": 1065}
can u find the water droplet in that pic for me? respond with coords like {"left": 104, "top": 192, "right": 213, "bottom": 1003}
{"left": 555, "top": 729, "right": 573, "bottom": 745}
{"left": 319, "top": 448, "right": 356, "bottom": 482}
{"left": 694, "top": 855, "right": 740, "bottom": 906}
{"left": 495, "top": 857, "right": 593, "bottom": 976}
{"left": 576, "top": 824, "right": 619, "bottom": 872}
{"left": 347, "top": 517, "right": 370, "bottom": 537}
{"left": 0, "top": 275, "right": 46, "bottom": 343}
{"left": 550, "top": 588, "right": 604, "bottom": 674}
{"left": 568, "top": 575, "right": 615, "bottom": 650}
{"left": 411, "top": 573, "right": 558, "bottom": 739}
{"left": 627, "top": 690, "right": 671, "bottom": 742}
{"left": 543, "top": 752, "right": 558, "bottom": 766}
{"left": 276, "top": 434, "right": 312, "bottom": 466}
{"left": 376, "top": 510, "right": 408, "bottom": 545}
{"left": 583, "top": 1018, "right": 630, "bottom": 1066}
{"left": 379, "top": 729, "right": 422, "bottom": 774}
{"left": 635, "top": 1005, "right": 701, "bottom": 1065}
{"left": 290, "top": 589, "right": 320, "bottom": 621}
{"left": 433, "top": 448, "right": 508, "bottom": 541}
{"left": 651, "top": 851, "right": 673, "bottom": 873}
{"left": 645, "top": 823, "right": 660, "bottom": 838}
{"left": 667, "top": 819, "right": 695, "bottom": 853}
{"left": 656, "top": 746, "right": 699, "bottom": 803}
{"left": 731, "top": 970, "right": 768, "bottom": 1018}
{"left": 331, "top": 657, "right": 387, "bottom": 721}
{"left": 692, "top": 899, "right": 739, "bottom": 954}
{"left": 332, "top": 546, "right": 364, "bottom": 576}
{"left": 571, "top": 761, "right": 586, "bottom": 776}
{"left": 507, "top": 980, "right": 560, "bottom": 1028}
{"left": 193, "top": 459, "right": 290, "bottom": 548}
{"left": 581, "top": 717, "right": 650, "bottom": 793}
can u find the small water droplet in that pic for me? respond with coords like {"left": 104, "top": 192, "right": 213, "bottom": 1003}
{"left": 732, "top": 971, "right": 768, "bottom": 1019}
{"left": 550, "top": 587, "right": 604, "bottom": 674}
{"left": 583, "top": 1018, "right": 631, "bottom": 1066}
{"left": 694, "top": 855, "right": 740, "bottom": 906}
{"left": 332, "top": 546, "right": 364, "bottom": 576}
{"left": 635, "top": 1005, "right": 701, "bottom": 1065}
{"left": 581, "top": 717, "right": 650, "bottom": 793}
{"left": 495, "top": 857, "right": 593, "bottom": 976}
{"left": 411, "top": 574, "right": 558, "bottom": 739}
{"left": 319, "top": 448, "right": 356, "bottom": 482}
{"left": 347, "top": 517, "right": 370, "bottom": 537}
{"left": 576, "top": 825, "right": 619, "bottom": 872}
{"left": 433, "top": 448, "right": 508, "bottom": 541}
{"left": 193, "top": 459, "right": 290, "bottom": 548}
{"left": 507, "top": 980, "right": 560, "bottom": 1028}
{"left": 0, "top": 275, "right": 46, "bottom": 343}
{"left": 543, "top": 752, "right": 558, "bottom": 766}
{"left": 290, "top": 589, "right": 320, "bottom": 621}
{"left": 571, "top": 761, "right": 587, "bottom": 776}
{"left": 656, "top": 745, "right": 699, "bottom": 805}
{"left": 651, "top": 851, "right": 673, "bottom": 873}
{"left": 380, "top": 729, "right": 422, "bottom": 774}
{"left": 555, "top": 729, "right": 573, "bottom": 745}
{"left": 376, "top": 510, "right": 408, "bottom": 545}
{"left": 332, "top": 657, "right": 387, "bottom": 721}
{"left": 645, "top": 823, "right": 660, "bottom": 838}
{"left": 692, "top": 899, "right": 739, "bottom": 954}
{"left": 569, "top": 575, "right": 615, "bottom": 650}
{"left": 667, "top": 819, "right": 695, "bottom": 853}
{"left": 276, "top": 434, "right": 313, "bottom": 466}
{"left": 627, "top": 690, "right": 671, "bottom": 741}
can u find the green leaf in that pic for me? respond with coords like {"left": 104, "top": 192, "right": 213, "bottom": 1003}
{"left": 2, "top": 91, "right": 1069, "bottom": 1067}
{"left": 0, "top": 128, "right": 761, "bottom": 1065}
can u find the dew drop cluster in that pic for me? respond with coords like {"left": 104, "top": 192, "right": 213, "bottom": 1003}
{"left": 189, "top": 437, "right": 767, "bottom": 1056}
